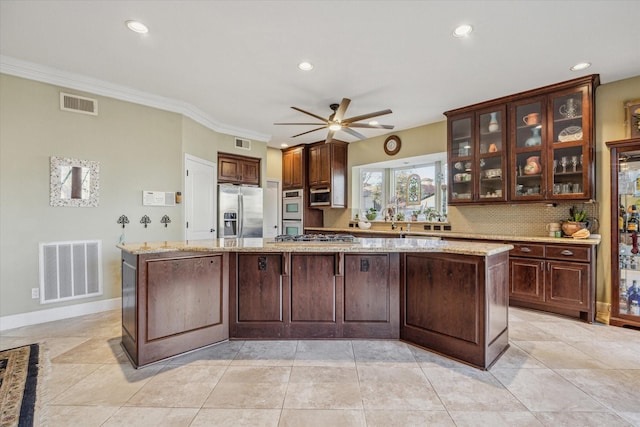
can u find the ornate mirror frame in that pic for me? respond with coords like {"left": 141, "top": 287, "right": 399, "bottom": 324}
{"left": 50, "top": 156, "right": 100, "bottom": 207}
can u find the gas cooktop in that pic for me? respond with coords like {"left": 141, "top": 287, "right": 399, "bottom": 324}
{"left": 272, "top": 234, "right": 356, "bottom": 243}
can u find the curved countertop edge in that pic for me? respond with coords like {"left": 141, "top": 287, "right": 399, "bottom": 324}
{"left": 117, "top": 237, "right": 513, "bottom": 257}
{"left": 304, "top": 227, "right": 601, "bottom": 246}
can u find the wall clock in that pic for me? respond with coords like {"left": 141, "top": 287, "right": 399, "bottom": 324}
{"left": 384, "top": 135, "right": 401, "bottom": 156}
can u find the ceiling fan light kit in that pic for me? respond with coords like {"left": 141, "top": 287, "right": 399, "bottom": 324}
{"left": 274, "top": 98, "right": 394, "bottom": 144}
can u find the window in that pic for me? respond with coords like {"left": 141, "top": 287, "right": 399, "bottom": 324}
{"left": 360, "top": 169, "right": 384, "bottom": 220}
{"left": 358, "top": 160, "right": 447, "bottom": 221}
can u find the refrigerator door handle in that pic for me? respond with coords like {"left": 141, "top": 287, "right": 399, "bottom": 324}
{"left": 238, "top": 193, "right": 244, "bottom": 237}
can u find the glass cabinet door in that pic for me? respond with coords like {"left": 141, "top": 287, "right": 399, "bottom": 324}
{"left": 512, "top": 99, "right": 545, "bottom": 200}
{"left": 449, "top": 115, "right": 473, "bottom": 203}
{"left": 608, "top": 138, "right": 640, "bottom": 328}
{"left": 478, "top": 108, "right": 506, "bottom": 201}
{"left": 615, "top": 149, "right": 640, "bottom": 320}
{"left": 549, "top": 87, "right": 590, "bottom": 200}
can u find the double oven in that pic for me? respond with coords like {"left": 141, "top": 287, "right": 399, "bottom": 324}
{"left": 282, "top": 189, "right": 304, "bottom": 235}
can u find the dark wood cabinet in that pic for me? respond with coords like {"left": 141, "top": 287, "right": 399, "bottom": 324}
{"left": 400, "top": 251, "right": 509, "bottom": 369}
{"left": 509, "top": 242, "right": 594, "bottom": 322}
{"left": 218, "top": 152, "right": 260, "bottom": 185}
{"left": 307, "top": 141, "right": 347, "bottom": 208}
{"left": 308, "top": 143, "right": 331, "bottom": 186}
{"left": 230, "top": 251, "right": 399, "bottom": 339}
{"left": 282, "top": 146, "right": 304, "bottom": 190}
{"left": 606, "top": 138, "right": 640, "bottom": 328}
{"left": 445, "top": 75, "right": 599, "bottom": 205}
{"left": 343, "top": 253, "right": 399, "bottom": 338}
{"left": 121, "top": 251, "right": 228, "bottom": 367}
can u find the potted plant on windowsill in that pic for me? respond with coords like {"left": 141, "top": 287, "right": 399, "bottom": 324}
{"left": 365, "top": 207, "right": 377, "bottom": 221}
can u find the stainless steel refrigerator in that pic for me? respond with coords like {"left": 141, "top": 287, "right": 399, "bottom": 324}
{"left": 218, "top": 184, "right": 263, "bottom": 238}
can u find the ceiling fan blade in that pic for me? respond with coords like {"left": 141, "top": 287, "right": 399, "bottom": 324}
{"left": 343, "top": 109, "right": 393, "bottom": 124}
{"left": 348, "top": 123, "right": 395, "bottom": 129}
{"left": 291, "top": 126, "right": 327, "bottom": 138}
{"left": 333, "top": 98, "right": 351, "bottom": 122}
{"left": 274, "top": 122, "right": 328, "bottom": 125}
{"left": 324, "top": 129, "right": 336, "bottom": 144}
{"left": 291, "top": 106, "right": 328, "bottom": 123}
{"left": 342, "top": 127, "right": 367, "bottom": 140}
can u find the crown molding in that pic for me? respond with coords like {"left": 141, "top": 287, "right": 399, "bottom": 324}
{"left": 0, "top": 55, "right": 270, "bottom": 142}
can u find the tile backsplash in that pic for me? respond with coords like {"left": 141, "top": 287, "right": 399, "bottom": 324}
{"left": 446, "top": 202, "right": 600, "bottom": 237}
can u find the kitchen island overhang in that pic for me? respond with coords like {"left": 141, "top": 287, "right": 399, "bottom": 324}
{"left": 119, "top": 238, "right": 512, "bottom": 370}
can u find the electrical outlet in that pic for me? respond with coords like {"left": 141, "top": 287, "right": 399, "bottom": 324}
{"left": 31, "top": 288, "right": 39, "bottom": 299}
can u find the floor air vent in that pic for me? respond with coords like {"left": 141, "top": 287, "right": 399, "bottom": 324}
{"left": 39, "top": 240, "right": 103, "bottom": 304}
{"left": 60, "top": 92, "right": 98, "bottom": 116}
{"left": 235, "top": 137, "right": 251, "bottom": 150}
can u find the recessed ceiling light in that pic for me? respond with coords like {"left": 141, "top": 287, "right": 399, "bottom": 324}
{"left": 297, "top": 61, "right": 314, "bottom": 71}
{"left": 125, "top": 20, "right": 149, "bottom": 34}
{"left": 280, "top": 143, "right": 289, "bottom": 148}
{"left": 453, "top": 24, "right": 473, "bottom": 38}
{"left": 570, "top": 62, "right": 591, "bottom": 71}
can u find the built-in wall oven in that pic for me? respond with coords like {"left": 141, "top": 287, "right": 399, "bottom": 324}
{"left": 282, "top": 189, "right": 303, "bottom": 235}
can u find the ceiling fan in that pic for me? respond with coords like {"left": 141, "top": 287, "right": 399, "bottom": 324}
{"left": 274, "top": 98, "right": 394, "bottom": 143}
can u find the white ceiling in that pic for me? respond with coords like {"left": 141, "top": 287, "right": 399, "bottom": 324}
{"left": 1, "top": 0, "right": 639, "bottom": 148}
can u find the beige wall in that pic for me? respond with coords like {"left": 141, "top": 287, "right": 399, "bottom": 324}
{"left": 0, "top": 74, "right": 267, "bottom": 318}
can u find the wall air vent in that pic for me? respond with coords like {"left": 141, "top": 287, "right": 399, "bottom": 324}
{"left": 235, "top": 137, "right": 251, "bottom": 150}
{"left": 60, "top": 92, "right": 98, "bottom": 116}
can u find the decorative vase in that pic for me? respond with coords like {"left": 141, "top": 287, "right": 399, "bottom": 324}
{"left": 488, "top": 112, "right": 499, "bottom": 132}
{"left": 524, "top": 127, "right": 541, "bottom": 147}
{"left": 523, "top": 156, "right": 542, "bottom": 175}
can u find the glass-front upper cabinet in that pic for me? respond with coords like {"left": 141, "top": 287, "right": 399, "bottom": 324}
{"left": 548, "top": 86, "right": 592, "bottom": 200}
{"left": 607, "top": 138, "right": 640, "bottom": 329}
{"left": 477, "top": 107, "right": 507, "bottom": 201}
{"left": 448, "top": 114, "right": 474, "bottom": 203}
{"left": 447, "top": 106, "right": 506, "bottom": 204}
{"left": 511, "top": 98, "right": 545, "bottom": 200}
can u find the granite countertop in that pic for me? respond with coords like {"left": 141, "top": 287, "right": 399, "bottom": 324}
{"left": 305, "top": 227, "right": 601, "bottom": 246}
{"left": 118, "top": 237, "right": 513, "bottom": 257}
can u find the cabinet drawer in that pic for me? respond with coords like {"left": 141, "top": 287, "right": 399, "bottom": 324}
{"left": 546, "top": 245, "right": 591, "bottom": 262}
{"left": 510, "top": 243, "right": 545, "bottom": 258}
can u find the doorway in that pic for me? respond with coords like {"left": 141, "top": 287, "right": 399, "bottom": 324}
{"left": 263, "top": 180, "right": 280, "bottom": 238}
{"left": 184, "top": 154, "right": 217, "bottom": 240}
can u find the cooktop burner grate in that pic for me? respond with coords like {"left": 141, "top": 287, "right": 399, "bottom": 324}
{"left": 273, "top": 234, "right": 356, "bottom": 243}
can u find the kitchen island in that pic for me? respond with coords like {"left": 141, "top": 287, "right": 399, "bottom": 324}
{"left": 119, "top": 238, "right": 512, "bottom": 369}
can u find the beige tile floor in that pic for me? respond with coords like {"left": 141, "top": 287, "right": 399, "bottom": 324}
{"left": 1, "top": 307, "right": 640, "bottom": 426}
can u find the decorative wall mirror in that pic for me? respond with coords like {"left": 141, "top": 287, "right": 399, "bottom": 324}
{"left": 50, "top": 156, "right": 100, "bottom": 207}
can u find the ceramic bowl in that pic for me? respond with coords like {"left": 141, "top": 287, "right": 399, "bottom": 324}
{"left": 358, "top": 221, "right": 372, "bottom": 230}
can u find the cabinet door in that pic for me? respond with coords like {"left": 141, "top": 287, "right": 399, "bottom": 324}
{"left": 548, "top": 86, "right": 592, "bottom": 200}
{"left": 478, "top": 106, "right": 507, "bottom": 201}
{"left": 448, "top": 114, "right": 474, "bottom": 203}
{"left": 291, "top": 149, "right": 303, "bottom": 188}
{"left": 237, "top": 254, "right": 282, "bottom": 322}
{"left": 309, "top": 144, "right": 331, "bottom": 186}
{"left": 218, "top": 157, "right": 240, "bottom": 183}
{"left": 290, "top": 254, "right": 336, "bottom": 322}
{"left": 240, "top": 159, "right": 260, "bottom": 186}
{"left": 344, "top": 254, "right": 389, "bottom": 322}
{"left": 282, "top": 150, "right": 293, "bottom": 189}
{"left": 511, "top": 98, "right": 546, "bottom": 200}
{"left": 509, "top": 257, "right": 545, "bottom": 302}
{"left": 545, "top": 260, "right": 589, "bottom": 310}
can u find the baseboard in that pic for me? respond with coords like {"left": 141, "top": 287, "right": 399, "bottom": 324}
{"left": 0, "top": 298, "right": 121, "bottom": 331}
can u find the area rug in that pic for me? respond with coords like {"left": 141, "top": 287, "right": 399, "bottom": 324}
{"left": 0, "top": 344, "right": 40, "bottom": 427}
